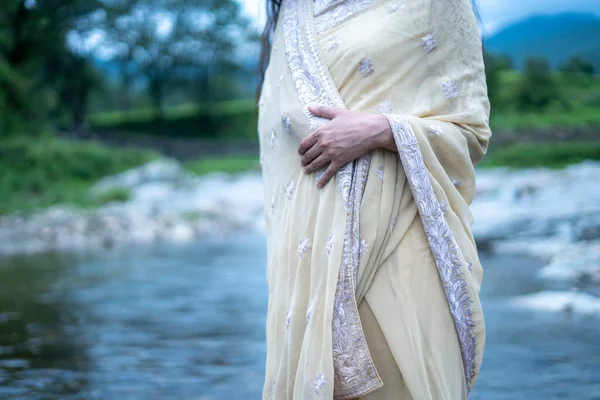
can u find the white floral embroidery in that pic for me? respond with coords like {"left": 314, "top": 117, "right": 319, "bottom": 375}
{"left": 306, "top": 305, "right": 313, "bottom": 325}
{"left": 313, "top": 0, "right": 375, "bottom": 34}
{"left": 282, "top": 114, "right": 292, "bottom": 133}
{"left": 298, "top": 237, "right": 311, "bottom": 258}
{"left": 286, "top": 309, "right": 292, "bottom": 331}
{"left": 443, "top": 80, "right": 459, "bottom": 99}
{"left": 422, "top": 34, "right": 437, "bottom": 53}
{"left": 439, "top": 200, "right": 449, "bottom": 213}
{"left": 378, "top": 100, "right": 393, "bottom": 114}
{"left": 271, "top": 380, "right": 277, "bottom": 399}
{"left": 467, "top": 261, "right": 473, "bottom": 271}
{"left": 428, "top": 125, "right": 443, "bottom": 137}
{"left": 388, "top": 1, "right": 405, "bottom": 12}
{"left": 270, "top": 197, "right": 276, "bottom": 215}
{"left": 359, "top": 238, "right": 370, "bottom": 255}
{"left": 452, "top": 178, "right": 463, "bottom": 188}
{"left": 327, "top": 36, "right": 340, "bottom": 51}
{"left": 286, "top": 180, "right": 296, "bottom": 200}
{"left": 358, "top": 57, "right": 374, "bottom": 77}
{"left": 376, "top": 165, "right": 384, "bottom": 181}
{"left": 269, "top": 130, "right": 276, "bottom": 148}
{"left": 312, "top": 373, "right": 327, "bottom": 395}
{"left": 277, "top": 72, "right": 284, "bottom": 88}
{"left": 326, "top": 233, "right": 335, "bottom": 255}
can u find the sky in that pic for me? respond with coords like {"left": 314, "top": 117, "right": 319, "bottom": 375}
{"left": 241, "top": 0, "right": 600, "bottom": 34}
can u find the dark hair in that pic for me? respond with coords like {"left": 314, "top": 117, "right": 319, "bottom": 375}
{"left": 257, "top": 0, "right": 483, "bottom": 98}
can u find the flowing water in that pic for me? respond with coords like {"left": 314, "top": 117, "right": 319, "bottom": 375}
{"left": 0, "top": 235, "right": 598, "bottom": 400}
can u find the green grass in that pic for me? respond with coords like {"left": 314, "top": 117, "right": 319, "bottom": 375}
{"left": 490, "top": 107, "right": 600, "bottom": 130}
{"left": 184, "top": 155, "right": 259, "bottom": 175}
{"left": 480, "top": 141, "right": 600, "bottom": 169}
{"left": 0, "top": 136, "right": 158, "bottom": 215}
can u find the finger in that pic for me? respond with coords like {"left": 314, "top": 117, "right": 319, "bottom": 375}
{"left": 304, "top": 153, "right": 330, "bottom": 174}
{"left": 301, "top": 144, "right": 323, "bottom": 167}
{"left": 308, "top": 106, "right": 343, "bottom": 120}
{"left": 317, "top": 162, "right": 339, "bottom": 188}
{"left": 298, "top": 132, "right": 319, "bottom": 155}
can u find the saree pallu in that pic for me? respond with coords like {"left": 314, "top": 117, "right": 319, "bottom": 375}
{"left": 257, "top": 1, "right": 491, "bottom": 399}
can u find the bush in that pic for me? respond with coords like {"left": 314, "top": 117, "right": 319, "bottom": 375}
{"left": 480, "top": 141, "right": 600, "bottom": 169}
{"left": 90, "top": 99, "right": 257, "bottom": 140}
{"left": 0, "top": 136, "right": 158, "bottom": 214}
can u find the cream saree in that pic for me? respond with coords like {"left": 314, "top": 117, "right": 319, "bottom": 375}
{"left": 257, "top": 0, "right": 491, "bottom": 399}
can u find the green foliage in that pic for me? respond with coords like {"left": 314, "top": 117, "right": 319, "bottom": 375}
{"left": 184, "top": 155, "right": 259, "bottom": 175}
{"left": 560, "top": 56, "right": 596, "bottom": 78}
{"left": 480, "top": 141, "right": 600, "bottom": 169}
{"left": 90, "top": 99, "right": 257, "bottom": 139}
{"left": 515, "top": 57, "right": 560, "bottom": 112}
{"left": 0, "top": 137, "right": 157, "bottom": 215}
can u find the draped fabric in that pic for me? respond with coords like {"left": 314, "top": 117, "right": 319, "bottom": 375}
{"left": 257, "top": 1, "right": 491, "bottom": 398}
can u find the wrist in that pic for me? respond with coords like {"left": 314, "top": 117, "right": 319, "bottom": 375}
{"left": 370, "top": 113, "right": 394, "bottom": 151}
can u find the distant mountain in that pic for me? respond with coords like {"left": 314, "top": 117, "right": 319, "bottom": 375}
{"left": 485, "top": 13, "right": 600, "bottom": 71}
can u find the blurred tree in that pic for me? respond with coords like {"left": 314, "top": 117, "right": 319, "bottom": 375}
{"left": 484, "top": 53, "right": 513, "bottom": 111}
{"left": 0, "top": 0, "right": 103, "bottom": 133}
{"left": 102, "top": 0, "right": 253, "bottom": 119}
{"left": 560, "top": 56, "right": 595, "bottom": 78}
{"left": 515, "top": 57, "right": 560, "bottom": 112}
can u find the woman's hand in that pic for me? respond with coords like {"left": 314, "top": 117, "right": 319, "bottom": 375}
{"left": 298, "top": 106, "right": 395, "bottom": 188}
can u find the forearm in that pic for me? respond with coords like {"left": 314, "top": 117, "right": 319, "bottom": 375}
{"left": 368, "top": 113, "right": 397, "bottom": 153}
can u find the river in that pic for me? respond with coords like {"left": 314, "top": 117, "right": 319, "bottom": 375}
{"left": 1, "top": 234, "right": 598, "bottom": 400}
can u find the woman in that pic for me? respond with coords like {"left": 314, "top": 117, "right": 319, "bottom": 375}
{"left": 257, "top": 0, "right": 491, "bottom": 398}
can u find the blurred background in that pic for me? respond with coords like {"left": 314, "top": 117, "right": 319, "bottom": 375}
{"left": 0, "top": 0, "right": 599, "bottom": 399}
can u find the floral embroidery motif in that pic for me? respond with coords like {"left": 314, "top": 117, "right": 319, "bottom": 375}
{"left": 286, "top": 309, "right": 292, "bottom": 331}
{"left": 277, "top": 72, "right": 284, "bottom": 88}
{"left": 298, "top": 237, "right": 311, "bottom": 258}
{"left": 282, "top": 114, "right": 292, "bottom": 133}
{"left": 376, "top": 165, "right": 384, "bottom": 181}
{"left": 327, "top": 36, "right": 341, "bottom": 51}
{"left": 452, "top": 178, "right": 463, "bottom": 188}
{"left": 379, "top": 100, "right": 393, "bottom": 114}
{"left": 326, "top": 233, "right": 335, "bottom": 255}
{"left": 359, "top": 238, "right": 370, "bottom": 255}
{"left": 422, "top": 34, "right": 437, "bottom": 54}
{"left": 313, "top": 0, "right": 376, "bottom": 35}
{"left": 428, "top": 125, "right": 443, "bottom": 137}
{"left": 271, "top": 380, "right": 277, "bottom": 399}
{"left": 270, "top": 197, "right": 276, "bottom": 215}
{"left": 286, "top": 180, "right": 296, "bottom": 200}
{"left": 388, "top": 1, "right": 405, "bottom": 12}
{"left": 312, "top": 373, "right": 327, "bottom": 395}
{"left": 443, "top": 80, "right": 460, "bottom": 99}
{"left": 439, "top": 200, "right": 449, "bottom": 213}
{"left": 358, "top": 57, "right": 374, "bottom": 77}
{"left": 306, "top": 305, "right": 313, "bottom": 325}
{"left": 467, "top": 261, "right": 473, "bottom": 271}
{"left": 384, "top": 114, "right": 477, "bottom": 391}
{"left": 269, "top": 130, "right": 276, "bottom": 148}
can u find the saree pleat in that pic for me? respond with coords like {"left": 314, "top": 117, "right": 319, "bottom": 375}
{"left": 258, "top": 0, "right": 491, "bottom": 398}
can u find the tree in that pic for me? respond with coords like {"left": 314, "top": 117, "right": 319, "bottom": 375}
{"left": 0, "top": 0, "right": 103, "bottom": 133}
{"left": 484, "top": 53, "right": 513, "bottom": 111}
{"left": 102, "top": 0, "right": 253, "bottom": 118}
{"left": 560, "top": 56, "right": 595, "bottom": 78}
{"left": 515, "top": 57, "right": 559, "bottom": 112}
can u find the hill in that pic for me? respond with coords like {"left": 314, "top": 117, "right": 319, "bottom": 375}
{"left": 485, "top": 13, "right": 600, "bottom": 71}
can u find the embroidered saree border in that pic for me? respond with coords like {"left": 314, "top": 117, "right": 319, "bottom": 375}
{"left": 283, "top": 0, "right": 381, "bottom": 398}
{"left": 385, "top": 114, "right": 477, "bottom": 392}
